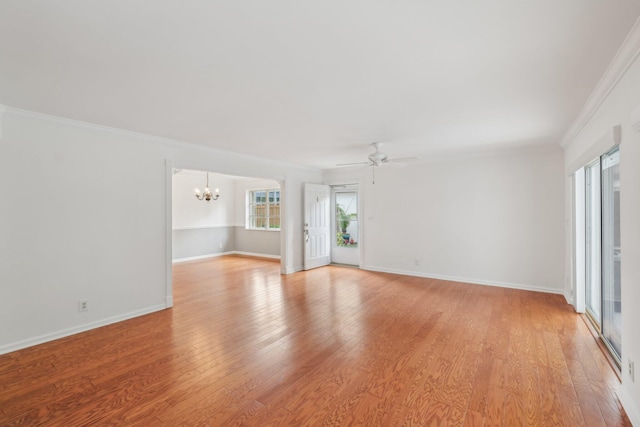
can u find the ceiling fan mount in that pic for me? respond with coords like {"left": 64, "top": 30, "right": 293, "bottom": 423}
{"left": 367, "top": 142, "right": 388, "bottom": 166}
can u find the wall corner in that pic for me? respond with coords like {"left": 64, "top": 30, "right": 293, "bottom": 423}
{"left": 0, "top": 104, "right": 6, "bottom": 139}
{"left": 631, "top": 104, "right": 640, "bottom": 132}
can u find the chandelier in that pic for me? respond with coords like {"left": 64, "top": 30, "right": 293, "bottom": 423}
{"left": 194, "top": 172, "right": 220, "bottom": 202}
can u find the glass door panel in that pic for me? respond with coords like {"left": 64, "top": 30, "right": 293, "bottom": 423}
{"left": 585, "top": 160, "right": 601, "bottom": 325}
{"left": 332, "top": 188, "right": 359, "bottom": 266}
{"left": 336, "top": 191, "right": 358, "bottom": 248}
{"left": 601, "top": 148, "right": 621, "bottom": 360}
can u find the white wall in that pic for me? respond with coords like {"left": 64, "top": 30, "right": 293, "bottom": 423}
{"left": 172, "top": 170, "right": 235, "bottom": 229}
{"left": 0, "top": 107, "right": 321, "bottom": 354}
{"left": 324, "top": 145, "right": 565, "bottom": 293}
{"left": 563, "top": 45, "right": 640, "bottom": 423}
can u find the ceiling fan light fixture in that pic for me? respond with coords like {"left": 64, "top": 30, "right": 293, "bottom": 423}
{"left": 368, "top": 151, "right": 387, "bottom": 165}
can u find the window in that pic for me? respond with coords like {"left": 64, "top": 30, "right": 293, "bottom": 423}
{"left": 247, "top": 188, "right": 280, "bottom": 230}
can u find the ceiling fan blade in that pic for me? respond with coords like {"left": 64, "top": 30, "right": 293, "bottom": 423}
{"left": 379, "top": 156, "right": 421, "bottom": 168}
{"left": 384, "top": 162, "right": 407, "bottom": 168}
{"left": 336, "top": 161, "right": 372, "bottom": 167}
{"left": 386, "top": 156, "right": 421, "bottom": 163}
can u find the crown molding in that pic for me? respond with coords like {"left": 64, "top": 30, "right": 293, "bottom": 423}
{"left": 2, "top": 104, "right": 193, "bottom": 147}
{"left": 560, "top": 16, "right": 640, "bottom": 148}
{"left": 0, "top": 105, "right": 320, "bottom": 174}
{"left": 566, "top": 124, "right": 621, "bottom": 173}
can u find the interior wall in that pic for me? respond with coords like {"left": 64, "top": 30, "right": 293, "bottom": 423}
{"left": 562, "top": 51, "right": 640, "bottom": 424}
{"left": 0, "top": 107, "right": 321, "bottom": 354}
{"left": 233, "top": 178, "right": 281, "bottom": 257}
{"left": 172, "top": 170, "right": 236, "bottom": 260}
{"left": 324, "top": 145, "right": 565, "bottom": 293}
{"left": 173, "top": 170, "right": 235, "bottom": 229}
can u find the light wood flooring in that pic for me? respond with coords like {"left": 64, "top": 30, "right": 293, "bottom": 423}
{"left": 0, "top": 256, "right": 631, "bottom": 426}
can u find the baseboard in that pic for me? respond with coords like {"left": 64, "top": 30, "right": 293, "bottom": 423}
{"left": 0, "top": 303, "right": 167, "bottom": 356}
{"left": 617, "top": 387, "right": 640, "bottom": 426}
{"left": 172, "top": 252, "right": 235, "bottom": 263}
{"left": 233, "top": 251, "right": 280, "bottom": 260}
{"left": 563, "top": 290, "right": 574, "bottom": 305}
{"left": 361, "top": 265, "right": 564, "bottom": 295}
{"left": 172, "top": 225, "right": 231, "bottom": 231}
{"left": 173, "top": 251, "right": 280, "bottom": 263}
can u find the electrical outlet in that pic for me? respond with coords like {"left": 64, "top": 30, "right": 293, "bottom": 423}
{"left": 78, "top": 300, "right": 88, "bottom": 312}
{"left": 219, "top": 242, "right": 223, "bottom": 249}
{"left": 629, "top": 359, "right": 635, "bottom": 382}
{"left": 414, "top": 258, "right": 420, "bottom": 266}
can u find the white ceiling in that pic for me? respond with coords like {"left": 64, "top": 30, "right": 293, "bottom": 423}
{"left": 1, "top": 1, "right": 639, "bottom": 169}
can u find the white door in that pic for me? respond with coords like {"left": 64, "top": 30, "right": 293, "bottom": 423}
{"left": 304, "top": 183, "right": 331, "bottom": 270}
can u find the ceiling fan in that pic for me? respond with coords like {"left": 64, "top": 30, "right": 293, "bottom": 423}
{"left": 336, "top": 142, "right": 420, "bottom": 184}
{"left": 336, "top": 142, "right": 420, "bottom": 168}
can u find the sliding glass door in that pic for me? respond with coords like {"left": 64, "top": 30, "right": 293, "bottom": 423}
{"left": 578, "top": 146, "right": 622, "bottom": 364}
{"left": 585, "top": 160, "right": 601, "bottom": 325}
{"left": 601, "top": 148, "right": 621, "bottom": 359}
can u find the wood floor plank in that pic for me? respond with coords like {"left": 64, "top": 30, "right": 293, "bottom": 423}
{"left": 484, "top": 387, "right": 507, "bottom": 427}
{"left": 346, "top": 392, "right": 396, "bottom": 427}
{"left": 463, "top": 409, "right": 485, "bottom": 427}
{"left": 565, "top": 358, "right": 607, "bottom": 427}
{"left": 0, "top": 256, "right": 632, "bottom": 426}
{"left": 503, "top": 390, "right": 525, "bottom": 427}
{"left": 589, "top": 379, "right": 633, "bottom": 427}
{"left": 467, "top": 349, "right": 493, "bottom": 416}
{"left": 521, "top": 358, "right": 545, "bottom": 426}
{"left": 538, "top": 365, "right": 566, "bottom": 426}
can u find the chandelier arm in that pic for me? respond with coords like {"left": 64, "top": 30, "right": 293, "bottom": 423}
{"left": 195, "top": 172, "right": 220, "bottom": 201}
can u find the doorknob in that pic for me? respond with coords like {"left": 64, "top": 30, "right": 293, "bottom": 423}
{"left": 304, "top": 222, "right": 309, "bottom": 242}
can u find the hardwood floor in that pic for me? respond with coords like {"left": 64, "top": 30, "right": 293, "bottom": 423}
{"left": 0, "top": 256, "right": 631, "bottom": 426}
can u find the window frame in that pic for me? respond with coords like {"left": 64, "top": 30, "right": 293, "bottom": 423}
{"left": 246, "top": 188, "right": 281, "bottom": 231}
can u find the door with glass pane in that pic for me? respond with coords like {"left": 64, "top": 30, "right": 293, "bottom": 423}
{"left": 304, "top": 183, "right": 331, "bottom": 270}
{"left": 331, "top": 187, "right": 360, "bottom": 266}
{"left": 601, "top": 147, "right": 621, "bottom": 360}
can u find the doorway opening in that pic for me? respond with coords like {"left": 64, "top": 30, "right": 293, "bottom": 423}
{"left": 302, "top": 183, "right": 362, "bottom": 270}
{"left": 172, "top": 169, "right": 282, "bottom": 262}
{"left": 165, "top": 161, "right": 286, "bottom": 307}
